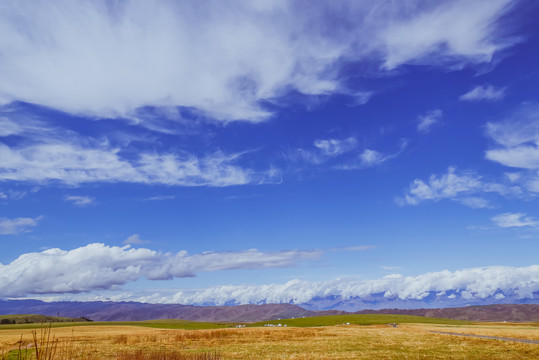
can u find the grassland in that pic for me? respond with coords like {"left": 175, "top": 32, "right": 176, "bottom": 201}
{"left": 250, "top": 313, "right": 472, "bottom": 327}
{"left": 0, "top": 314, "right": 537, "bottom": 359}
{"left": 0, "top": 319, "right": 232, "bottom": 331}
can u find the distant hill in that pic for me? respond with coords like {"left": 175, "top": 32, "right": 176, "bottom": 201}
{"left": 355, "top": 304, "right": 539, "bottom": 322}
{"left": 0, "top": 300, "right": 536, "bottom": 322}
{"left": 0, "top": 314, "right": 91, "bottom": 325}
{"left": 0, "top": 300, "right": 316, "bottom": 322}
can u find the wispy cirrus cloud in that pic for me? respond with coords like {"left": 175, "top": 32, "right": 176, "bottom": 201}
{"left": 338, "top": 139, "right": 408, "bottom": 170}
{"left": 0, "top": 0, "right": 517, "bottom": 123}
{"left": 65, "top": 195, "right": 95, "bottom": 207}
{"left": 491, "top": 212, "right": 538, "bottom": 228}
{"left": 123, "top": 234, "right": 150, "bottom": 245}
{"left": 417, "top": 109, "right": 443, "bottom": 133}
{"left": 485, "top": 103, "right": 539, "bottom": 192}
{"left": 291, "top": 137, "right": 406, "bottom": 171}
{"left": 142, "top": 195, "right": 176, "bottom": 201}
{"left": 380, "top": 0, "right": 516, "bottom": 70}
{"left": 0, "top": 110, "right": 279, "bottom": 187}
{"left": 0, "top": 243, "right": 322, "bottom": 297}
{"left": 397, "top": 167, "right": 515, "bottom": 207}
{"left": 289, "top": 137, "right": 358, "bottom": 166}
{"left": 313, "top": 137, "right": 357, "bottom": 157}
{"left": 460, "top": 84, "right": 506, "bottom": 102}
{"left": 0, "top": 142, "right": 278, "bottom": 187}
{"left": 0, "top": 216, "right": 42, "bottom": 235}
{"left": 358, "top": 149, "right": 387, "bottom": 167}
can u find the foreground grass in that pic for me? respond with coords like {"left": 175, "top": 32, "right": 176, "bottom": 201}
{"left": 0, "top": 320, "right": 537, "bottom": 359}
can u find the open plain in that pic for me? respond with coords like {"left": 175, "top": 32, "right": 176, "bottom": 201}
{"left": 0, "top": 317, "right": 537, "bottom": 359}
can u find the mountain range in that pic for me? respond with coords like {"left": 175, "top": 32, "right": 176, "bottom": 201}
{"left": 0, "top": 299, "right": 537, "bottom": 323}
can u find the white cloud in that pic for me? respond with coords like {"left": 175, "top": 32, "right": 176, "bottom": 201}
{"left": 0, "top": 1, "right": 517, "bottom": 122}
{"left": 0, "top": 189, "right": 28, "bottom": 201}
{"left": 123, "top": 234, "right": 148, "bottom": 245}
{"left": 166, "top": 265, "right": 539, "bottom": 305}
{"left": 336, "top": 139, "right": 408, "bottom": 170}
{"left": 142, "top": 195, "right": 176, "bottom": 201}
{"left": 460, "top": 84, "right": 506, "bottom": 101}
{"left": 313, "top": 137, "right": 357, "bottom": 157}
{"left": 487, "top": 146, "right": 539, "bottom": 170}
{"left": 380, "top": 0, "right": 516, "bottom": 70}
{"left": 485, "top": 103, "right": 539, "bottom": 192}
{"left": 0, "top": 216, "right": 41, "bottom": 235}
{"left": 0, "top": 142, "right": 278, "bottom": 186}
{"left": 0, "top": 243, "right": 322, "bottom": 297}
{"left": 295, "top": 139, "right": 405, "bottom": 171}
{"left": 398, "top": 167, "right": 512, "bottom": 206}
{"left": 417, "top": 109, "right": 443, "bottom": 133}
{"left": 359, "top": 149, "right": 385, "bottom": 167}
{"left": 0, "top": 117, "right": 22, "bottom": 137}
{"left": 486, "top": 106, "right": 539, "bottom": 148}
{"left": 491, "top": 212, "right": 538, "bottom": 228}
{"left": 458, "top": 197, "right": 491, "bottom": 209}
{"left": 65, "top": 195, "right": 95, "bottom": 207}
{"left": 290, "top": 137, "right": 358, "bottom": 165}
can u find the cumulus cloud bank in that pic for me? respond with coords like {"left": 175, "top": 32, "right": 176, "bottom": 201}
{"left": 0, "top": 243, "right": 322, "bottom": 297}
{"left": 169, "top": 265, "right": 539, "bottom": 305}
{"left": 0, "top": 0, "right": 517, "bottom": 122}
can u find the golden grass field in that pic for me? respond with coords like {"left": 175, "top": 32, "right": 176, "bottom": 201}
{"left": 0, "top": 322, "right": 538, "bottom": 359}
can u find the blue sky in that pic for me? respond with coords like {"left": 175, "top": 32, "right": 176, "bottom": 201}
{"left": 0, "top": 0, "right": 538, "bottom": 307}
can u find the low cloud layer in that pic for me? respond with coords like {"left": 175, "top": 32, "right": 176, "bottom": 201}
{"left": 163, "top": 265, "right": 539, "bottom": 305}
{"left": 0, "top": 0, "right": 516, "bottom": 122}
{"left": 0, "top": 243, "right": 321, "bottom": 297}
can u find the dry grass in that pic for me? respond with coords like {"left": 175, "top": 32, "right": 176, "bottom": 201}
{"left": 1, "top": 323, "right": 537, "bottom": 359}
{"left": 403, "top": 322, "right": 539, "bottom": 341}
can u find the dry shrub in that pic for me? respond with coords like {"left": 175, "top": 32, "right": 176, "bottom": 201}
{"left": 32, "top": 324, "right": 58, "bottom": 360}
{"left": 173, "top": 329, "right": 237, "bottom": 342}
{"left": 113, "top": 335, "right": 129, "bottom": 345}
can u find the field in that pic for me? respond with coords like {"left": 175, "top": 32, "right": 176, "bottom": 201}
{"left": 0, "top": 315, "right": 537, "bottom": 359}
